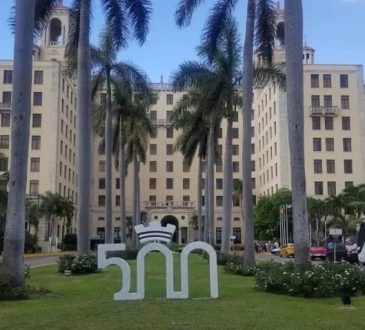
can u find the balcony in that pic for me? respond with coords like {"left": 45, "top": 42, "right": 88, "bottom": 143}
{"left": 0, "top": 102, "right": 11, "bottom": 111}
{"left": 143, "top": 200, "right": 196, "bottom": 210}
{"left": 309, "top": 106, "right": 338, "bottom": 116}
{"left": 150, "top": 118, "right": 173, "bottom": 126}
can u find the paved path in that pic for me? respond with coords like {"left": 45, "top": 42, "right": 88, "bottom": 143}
{"left": 24, "top": 255, "right": 60, "bottom": 268}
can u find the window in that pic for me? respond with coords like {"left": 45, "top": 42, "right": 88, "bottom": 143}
{"left": 1, "top": 113, "right": 10, "bottom": 127}
{"left": 150, "top": 110, "right": 157, "bottom": 121}
{"left": 218, "top": 128, "right": 222, "bottom": 138}
{"left": 2, "top": 91, "right": 11, "bottom": 103}
{"left": 183, "top": 162, "right": 190, "bottom": 172}
{"left": 312, "top": 117, "right": 321, "bottom": 130}
{"left": 216, "top": 196, "right": 223, "bottom": 207}
{"left": 115, "top": 178, "right": 120, "bottom": 189}
{"left": 325, "top": 117, "right": 333, "bottom": 130}
{"left": 327, "top": 182, "right": 336, "bottom": 196}
{"left": 216, "top": 228, "right": 222, "bottom": 244}
{"left": 232, "top": 111, "right": 239, "bottom": 122}
{"left": 251, "top": 143, "right": 255, "bottom": 154}
{"left": 251, "top": 160, "right": 255, "bottom": 172}
{"left": 149, "top": 161, "right": 157, "bottom": 172}
{"left": 216, "top": 163, "right": 223, "bottom": 173}
{"left": 326, "top": 160, "right": 335, "bottom": 174}
{"left": 31, "top": 135, "right": 41, "bottom": 150}
{"left": 150, "top": 128, "right": 157, "bottom": 138}
{"left": 345, "top": 181, "right": 353, "bottom": 188}
{"left": 3, "top": 70, "right": 12, "bottom": 84}
{"left": 29, "top": 180, "right": 39, "bottom": 194}
{"left": 30, "top": 158, "right": 40, "bottom": 172}
{"left": 233, "top": 161, "right": 239, "bottom": 173}
{"left": 34, "top": 70, "right": 43, "bottom": 84}
{"left": 232, "top": 145, "right": 239, "bottom": 155}
{"left": 323, "top": 74, "right": 331, "bottom": 88}
{"left": 32, "top": 114, "right": 42, "bottom": 127}
{"left": 324, "top": 95, "right": 332, "bottom": 107}
{"left": 166, "top": 161, "right": 173, "bottom": 172}
{"left": 166, "top": 144, "right": 174, "bottom": 155}
{"left": 343, "top": 138, "right": 352, "bottom": 152}
{"left": 314, "top": 182, "right": 323, "bottom": 195}
{"left": 232, "top": 128, "right": 239, "bottom": 139}
{"left": 115, "top": 195, "right": 120, "bottom": 206}
{"left": 97, "top": 227, "right": 105, "bottom": 239}
{"left": 166, "top": 127, "right": 174, "bottom": 138}
{"left": 232, "top": 228, "right": 241, "bottom": 244}
{"left": 183, "top": 178, "right": 190, "bottom": 189}
{"left": 344, "top": 159, "right": 353, "bottom": 174}
{"left": 216, "top": 178, "right": 223, "bottom": 190}
{"left": 166, "top": 111, "right": 173, "bottom": 123}
{"left": 313, "top": 160, "right": 322, "bottom": 174}
{"left": 0, "top": 135, "right": 9, "bottom": 149}
{"left": 99, "top": 161, "right": 105, "bottom": 172}
{"left": 166, "top": 94, "right": 173, "bottom": 105}
{"left": 149, "top": 178, "right": 156, "bottom": 189}
{"left": 98, "top": 195, "right": 105, "bottom": 206}
{"left": 325, "top": 138, "right": 334, "bottom": 151}
{"left": 150, "top": 144, "right": 157, "bottom": 155}
{"left": 166, "top": 178, "right": 173, "bottom": 189}
{"left": 342, "top": 117, "right": 350, "bottom": 130}
{"left": 33, "top": 92, "right": 42, "bottom": 106}
{"left": 114, "top": 227, "right": 120, "bottom": 240}
{"left": 340, "top": 74, "right": 348, "bottom": 88}
{"left": 313, "top": 138, "right": 321, "bottom": 151}
{"left": 0, "top": 157, "right": 8, "bottom": 171}
{"left": 311, "top": 95, "right": 320, "bottom": 107}
{"left": 99, "top": 178, "right": 105, "bottom": 189}
{"left": 341, "top": 95, "right": 350, "bottom": 109}
{"left": 310, "top": 74, "right": 319, "bottom": 88}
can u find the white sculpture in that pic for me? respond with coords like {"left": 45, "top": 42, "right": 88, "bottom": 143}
{"left": 97, "top": 224, "right": 218, "bottom": 300}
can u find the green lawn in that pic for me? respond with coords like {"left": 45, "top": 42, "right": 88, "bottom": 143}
{"left": 0, "top": 253, "right": 364, "bottom": 330}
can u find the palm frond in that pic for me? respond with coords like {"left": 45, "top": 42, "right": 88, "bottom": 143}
{"left": 91, "top": 69, "right": 106, "bottom": 100}
{"left": 253, "top": 63, "right": 286, "bottom": 90}
{"left": 175, "top": 0, "right": 206, "bottom": 27}
{"left": 125, "top": 0, "right": 152, "bottom": 45}
{"left": 65, "top": 0, "right": 81, "bottom": 76}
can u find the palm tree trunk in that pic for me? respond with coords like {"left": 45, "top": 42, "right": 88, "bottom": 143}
{"left": 0, "top": 0, "right": 35, "bottom": 287}
{"left": 222, "top": 117, "right": 233, "bottom": 253}
{"left": 104, "top": 69, "right": 113, "bottom": 243}
{"left": 119, "top": 117, "right": 127, "bottom": 243}
{"left": 207, "top": 125, "right": 215, "bottom": 245}
{"left": 132, "top": 150, "right": 138, "bottom": 249}
{"left": 203, "top": 164, "right": 209, "bottom": 243}
{"left": 76, "top": 0, "right": 91, "bottom": 254}
{"left": 242, "top": 0, "right": 256, "bottom": 267}
{"left": 284, "top": 0, "right": 310, "bottom": 266}
{"left": 197, "top": 156, "right": 203, "bottom": 241}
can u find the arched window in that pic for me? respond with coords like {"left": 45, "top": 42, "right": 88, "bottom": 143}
{"left": 276, "top": 22, "right": 285, "bottom": 47}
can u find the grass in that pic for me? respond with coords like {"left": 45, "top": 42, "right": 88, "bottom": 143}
{"left": 0, "top": 253, "right": 364, "bottom": 330}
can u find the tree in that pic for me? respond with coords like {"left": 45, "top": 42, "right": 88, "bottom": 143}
{"left": 25, "top": 200, "right": 41, "bottom": 236}
{"left": 66, "top": 0, "right": 152, "bottom": 254}
{"left": 284, "top": 0, "right": 309, "bottom": 265}
{"left": 91, "top": 27, "right": 152, "bottom": 244}
{"left": 0, "top": 0, "right": 59, "bottom": 288}
{"left": 175, "top": 0, "right": 281, "bottom": 265}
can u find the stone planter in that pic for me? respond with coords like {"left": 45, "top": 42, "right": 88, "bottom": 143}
{"left": 64, "top": 269, "right": 72, "bottom": 276}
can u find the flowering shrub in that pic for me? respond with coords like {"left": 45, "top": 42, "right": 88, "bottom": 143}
{"left": 224, "top": 262, "right": 257, "bottom": 276}
{"left": 255, "top": 261, "right": 365, "bottom": 298}
{"left": 58, "top": 254, "right": 98, "bottom": 274}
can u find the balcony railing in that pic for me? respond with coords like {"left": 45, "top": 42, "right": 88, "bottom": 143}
{"left": 0, "top": 102, "right": 11, "bottom": 111}
{"left": 143, "top": 201, "right": 196, "bottom": 210}
{"left": 309, "top": 106, "right": 338, "bottom": 116}
{"left": 150, "top": 118, "right": 173, "bottom": 126}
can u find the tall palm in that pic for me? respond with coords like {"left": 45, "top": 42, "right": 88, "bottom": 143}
{"left": 284, "top": 0, "right": 309, "bottom": 265}
{"left": 0, "top": 0, "right": 59, "bottom": 287}
{"left": 125, "top": 100, "right": 153, "bottom": 249}
{"left": 173, "top": 92, "right": 210, "bottom": 241}
{"left": 66, "top": 0, "right": 151, "bottom": 254}
{"left": 175, "top": 0, "right": 279, "bottom": 265}
{"left": 91, "top": 27, "right": 152, "bottom": 244}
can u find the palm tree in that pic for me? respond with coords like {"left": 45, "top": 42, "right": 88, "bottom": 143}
{"left": 25, "top": 200, "right": 41, "bottom": 237}
{"left": 124, "top": 98, "right": 153, "bottom": 249}
{"left": 284, "top": 0, "right": 309, "bottom": 265}
{"left": 66, "top": 0, "right": 152, "bottom": 254}
{"left": 175, "top": 0, "right": 280, "bottom": 265}
{"left": 0, "top": 0, "right": 59, "bottom": 288}
{"left": 91, "top": 27, "right": 152, "bottom": 244}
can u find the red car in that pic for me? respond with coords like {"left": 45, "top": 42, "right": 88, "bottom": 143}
{"left": 310, "top": 246, "right": 327, "bottom": 260}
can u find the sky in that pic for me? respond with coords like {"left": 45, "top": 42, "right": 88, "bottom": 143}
{"left": 0, "top": 0, "right": 365, "bottom": 82}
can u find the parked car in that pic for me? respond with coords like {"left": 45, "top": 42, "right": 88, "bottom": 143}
{"left": 309, "top": 246, "right": 327, "bottom": 260}
{"left": 326, "top": 242, "right": 348, "bottom": 262}
{"left": 271, "top": 247, "right": 280, "bottom": 256}
{"left": 279, "top": 243, "right": 294, "bottom": 258}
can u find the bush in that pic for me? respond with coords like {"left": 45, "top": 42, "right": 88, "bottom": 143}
{"left": 58, "top": 254, "right": 98, "bottom": 275}
{"left": 254, "top": 261, "right": 365, "bottom": 298}
{"left": 24, "top": 233, "right": 39, "bottom": 253}
{"left": 61, "top": 234, "right": 77, "bottom": 251}
{"left": 170, "top": 243, "right": 185, "bottom": 253}
{"left": 203, "top": 251, "right": 241, "bottom": 265}
{"left": 224, "top": 261, "right": 257, "bottom": 276}
{"left": 0, "top": 280, "right": 29, "bottom": 301}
